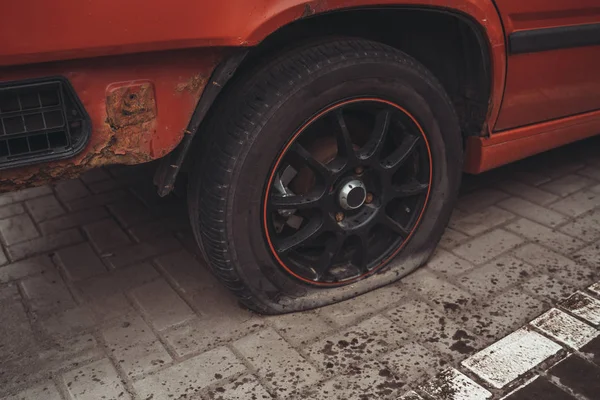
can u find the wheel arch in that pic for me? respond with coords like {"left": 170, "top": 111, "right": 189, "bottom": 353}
{"left": 155, "top": 5, "right": 504, "bottom": 195}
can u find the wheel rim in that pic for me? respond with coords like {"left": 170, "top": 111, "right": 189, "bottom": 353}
{"left": 263, "top": 98, "right": 433, "bottom": 286}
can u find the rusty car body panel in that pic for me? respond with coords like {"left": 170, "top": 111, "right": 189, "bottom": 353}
{"left": 0, "top": 0, "right": 599, "bottom": 189}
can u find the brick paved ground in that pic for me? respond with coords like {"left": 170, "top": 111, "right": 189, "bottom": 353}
{"left": 0, "top": 136, "right": 599, "bottom": 400}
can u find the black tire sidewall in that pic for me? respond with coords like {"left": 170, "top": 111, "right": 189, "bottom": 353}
{"left": 221, "top": 57, "right": 462, "bottom": 312}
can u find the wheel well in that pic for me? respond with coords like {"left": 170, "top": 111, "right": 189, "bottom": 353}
{"left": 235, "top": 7, "right": 492, "bottom": 138}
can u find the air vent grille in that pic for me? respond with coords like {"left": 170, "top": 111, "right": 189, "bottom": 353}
{"left": 0, "top": 78, "right": 90, "bottom": 169}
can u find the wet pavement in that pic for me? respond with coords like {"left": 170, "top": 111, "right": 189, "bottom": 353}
{"left": 1, "top": 136, "right": 600, "bottom": 400}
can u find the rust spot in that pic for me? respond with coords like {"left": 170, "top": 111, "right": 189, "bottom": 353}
{"left": 106, "top": 82, "right": 157, "bottom": 129}
{"left": 175, "top": 74, "right": 206, "bottom": 95}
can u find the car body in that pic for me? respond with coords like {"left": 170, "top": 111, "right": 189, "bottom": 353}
{"left": 1, "top": 0, "right": 599, "bottom": 312}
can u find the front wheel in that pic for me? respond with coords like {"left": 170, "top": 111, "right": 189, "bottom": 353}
{"left": 188, "top": 39, "right": 463, "bottom": 314}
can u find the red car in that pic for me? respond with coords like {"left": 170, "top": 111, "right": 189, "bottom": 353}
{"left": 1, "top": 1, "right": 599, "bottom": 313}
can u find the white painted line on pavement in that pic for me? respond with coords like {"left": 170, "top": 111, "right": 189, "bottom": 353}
{"left": 589, "top": 282, "right": 600, "bottom": 297}
{"left": 421, "top": 368, "right": 492, "bottom": 400}
{"left": 560, "top": 291, "right": 600, "bottom": 325}
{"left": 461, "top": 328, "right": 562, "bottom": 389}
{"left": 531, "top": 308, "right": 599, "bottom": 349}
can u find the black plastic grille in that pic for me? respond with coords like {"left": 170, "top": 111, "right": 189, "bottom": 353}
{"left": 0, "top": 78, "right": 90, "bottom": 169}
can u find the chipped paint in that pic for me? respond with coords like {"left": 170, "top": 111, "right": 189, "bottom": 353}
{"left": 421, "top": 368, "right": 492, "bottom": 400}
{"left": 461, "top": 328, "right": 562, "bottom": 389}
{"left": 175, "top": 73, "right": 207, "bottom": 95}
{"left": 531, "top": 308, "right": 599, "bottom": 349}
{"left": 560, "top": 291, "right": 600, "bottom": 325}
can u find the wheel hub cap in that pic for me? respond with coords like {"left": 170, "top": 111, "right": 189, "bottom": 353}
{"left": 338, "top": 179, "right": 366, "bottom": 210}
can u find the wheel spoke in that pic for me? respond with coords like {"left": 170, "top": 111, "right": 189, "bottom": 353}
{"left": 287, "top": 143, "right": 332, "bottom": 180}
{"left": 274, "top": 217, "right": 324, "bottom": 253}
{"left": 381, "top": 134, "right": 420, "bottom": 170}
{"left": 270, "top": 192, "right": 323, "bottom": 210}
{"left": 334, "top": 110, "right": 357, "bottom": 161}
{"left": 353, "top": 232, "right": 370, "bottom": 272}
{"left": 314, "top": 234, "right": 345, "bottom": 276}
{"left": 391, "top": 181, "right": 429, "bottom": 199}
{"left": 381, "top": 214, "right": 410, "bottom": 237}
{"left": 358, "top": 110, "right": 391, "bottom": 160}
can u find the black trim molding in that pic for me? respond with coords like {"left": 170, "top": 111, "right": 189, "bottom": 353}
{"left": 509, "top": 23, "right": 600, "bottom": 54}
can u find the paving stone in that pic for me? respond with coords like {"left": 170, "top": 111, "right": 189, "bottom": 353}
{"left": 133, "top": 346, "right": 246, "bottom": 400}
{"left": 502, "top": 377, "right": 576, "bottom": 400}
{"left": 400, "top": 269, "right": 475, "bottom": 315}
{"left": 550, "top": 190, "right": 600, "bottom": 217}
{"left": 103, "top": 236, "right": 181, "bottom": 269}
{"left": 75, "top": 263, "right": 159, "bottom": 300}
{"left": 269, "top": 311, "right": 332, "bottom": 345}
{"left": 107, "top": 200, "right": 153, "bottom": 228}
{"left": 318, "top": 284, "right": 408, "bottom": 327}
{"left": 439, "top": 228, "right": 469, "bottom": 250}
{"left": 497, "top": 180, "right": 559, "bottom": 206}
{"left": 102, "top": 315, "right": 172, "bottom": 379}
{"left": 513, "top": 244, "right": 596, "bottom": 288}
{"left": 387, "top": 300, "right": 480, "bottom": 362}
{"left": 20, "top": 271, "right": 75, "bottom": 313}
{"left": 460, "top": 288, "right": 547, "bottom": 343}
{"left": 0, "top": 297, "right": 37, "bottom": 363}
{"left": 0, "top": 214, "right": 39, "bottom": 246}
{"left": 457, "top": 256, "right": 536, "bottom": 296}
{"left": 456, "top": 189, "right": 509, "bottom": 213}
{"left": 521, "top": 275, "right": 576, "bottom": 302}
{"left": 6, "top": 229, "right": 83, "bottom": 261}
{"left": 426, "top": 249, "right": 476, "bottom": 277}
{"left": 41, "top": 305, "right": 96, "bottom": 337}
{"left": 130, "top": 279, "right": 195, "bottom": 331}
{"left": 163, "top": 315, "right": 264, "bottom": 357}
{"left": 83, "top": 219, "right": 131, "bottom": 254}
{"left": 548, "top": 355, "right": 600, "bottom": 400}
{"left": 63, "top": 358, "right": 131, "bottom": 400}
{"left": 462, "top": 328, "right": 562, "bottom": 389}
{"left": 54, "top": 179, "right": 90, "bottom": 202}
{"left": 39, "top": 208, "right": 109, "bottom": 235}
{"left": 0, "top": 247, "right": 6, "bottom": 267}
{"left": 531, "top": 308, "right": 598, "bottom": 349}
{"left": 506, "top": 219, "right": 585, "bottom": 254}
{"left": 306, "top": 315, "right": 408, "bottom": 377}
{"left": 0, "top": 203, "right": 25, "bottom": 220}
{"left": 560, "top": 291, "right": 600, "bottom": 325}
{"left": 399, "top": 391, "right": 425, "bottom": 400}
{"left": 559, "top": 209, "right": 600, "bottom": 243}
{"left": 207, "top": 375, "right": 273, "bottom": 400}
{"left": 89, "top": 292, "right": 135, "bottom": 323}
{"left": 55, "top": 243, "right": 107, "bottom": 281}
{"left": 66, "top": 190, "right": 130, "bottom": 211}
{"left": 235, "top": 328, "right": 322, "bottom": 396}
{"left": 572, "top": 243, "right": 600, "bottom": 270}
{"left": 420, "top": 368, "right": 492, "bottom": 400}
{"left": 0, "top": 255, "right": 52, "bottom": 283}
{"left": 452, "top": 229, "right": 523, "bottom": 265}
{"left": 540, "top": 174, "right": 593, "bottom": 197}
{"left": 498, "top": 197, "right": 568, "bottom": 228}
{"left": 577, "top": 165, "right": 600, "bottom": 181}
{"left": 87, "top": 178, "right": 127, "bottom": 194}
{"left": 0, "top": 186, "right": 52, "bottom": 207}
{"left": 580, "top": 335, "right": 600, "bottom": 366}
{"left": 450, "top": 206, "right": 515, "bottom": 236}
{"left": 4, "top": 380, "right": 63, "bottom": 400}
{"left": 302, "top": 361, "right": 404, "bottom": 400}
{"left": 590, "top": 282, "right": 600, "bottom": 297}
{"left": 513, "top": 170, "right": 552, "bottom": 186}
{"left": 379, "top": 341, "right": 441, "bottom": 383}
{"left": 25, "top": 195, "right": 65, "bottom": 222}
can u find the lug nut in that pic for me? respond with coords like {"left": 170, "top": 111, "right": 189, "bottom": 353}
{"left": 365, "top": 193, "right": 374, "bottom": 204}
{"left": 335, "top": 212, "right": 345, "bottom": 222}
{"left": 355, "top": 166, "right": 364, "bottom": 175}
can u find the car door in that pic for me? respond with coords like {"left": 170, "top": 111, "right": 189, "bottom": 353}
{"left": 492, "top": 0, "right": 600, "bottom": 131}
